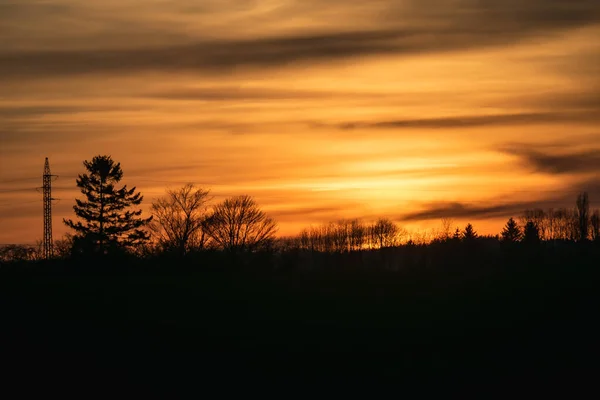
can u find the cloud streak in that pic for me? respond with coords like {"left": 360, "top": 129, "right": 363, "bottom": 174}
{"left": 400, "top": 201, "right": 542, "bottom": 222}
{"left": 0, "top": 1, "right": 598, "bottom": 79}
{"left": 501, "top": 145, "right": 600, "bottom": 175}
{"left": 400, "top": 176, "right": 600, "bottom": 222}
{"left": 337, "top": 111, "right": 600, "bottom": 130}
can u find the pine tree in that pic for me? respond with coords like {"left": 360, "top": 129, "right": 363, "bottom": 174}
{"left": 462, "top": 223, "right": 477, "bottom": 240}
{"left": 522, "top": 221, "right": 540, "bottom": 244}
{"left": 64, "top": 155, "right": 152, "bottom": 253}
{"left": 501, "top": 217, "right": 522, "bottom": 242}
{"left": 453, "top": 227, "right": 461, "bottom": 240}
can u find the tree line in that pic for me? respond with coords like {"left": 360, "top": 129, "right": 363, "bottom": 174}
{"left": 57, "top": 155, "right": 278, "bottom": 258}
{"left": 1, "top": 154, "right": 599, "bottom": 262}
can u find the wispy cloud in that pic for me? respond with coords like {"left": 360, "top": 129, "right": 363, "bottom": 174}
{"left": 400, "top": 176, "right": 600, "bottom": 221}
{"left": 337, "top": 111, "right": 600, "bottom": 130}
{"left": 400, "top": 201, "right": 541, "bottom": 222}
{"left": 1, "top": 0, "right": 598, "bottom": 79}
{"left": 501, "top": 145, "right": 600, "bottom": 175}
{"left": 2, "top": 0, "right": 600, "bottom": 243}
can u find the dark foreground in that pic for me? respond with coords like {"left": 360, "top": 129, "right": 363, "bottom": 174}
{"left": 1, "top": 245, "right": 599, "bottom": 391}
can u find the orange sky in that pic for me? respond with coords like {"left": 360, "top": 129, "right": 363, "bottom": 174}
{"left": 1, "top": 0, "right": 599, "bottom": 244}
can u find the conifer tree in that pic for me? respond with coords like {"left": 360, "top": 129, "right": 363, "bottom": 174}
{"left": 462, "top": 223, "right": 477, "bottom": 240}
{"left": 501, "top": 217, "right": 522, "bottom": 242}
{"left": 523, "top": 221, "right": 540, "bottom": 244}
{"left": 453, "top": 227, "right": 461, "bottom": 240}
{"left": 64, "top": 155, "right": 152, "bottom": 253}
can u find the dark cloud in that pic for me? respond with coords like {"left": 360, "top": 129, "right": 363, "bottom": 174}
{"left": 493, "top": 90, "right": 600, "bottom": 112}
{"left": 0, "top": 0, "right": 598, "bottom": 78}
{"left": 146, "top": 87, "right": 339, "bottom": 101}
{"left": 0, "top": 30, "right": 415, "bottom": 78}
{"left": 337, "top": 111, "right": 599, "bottom": 130}
{"left": 501, "top": 145, "right": 600, "bottom": 175}
{"left": 0, "top": 105, "right": 113, "bottom": 118}
{"left": 270, "top": 206, "right": 348, "bottom": 220}
{"left": 400, "top": 201, "right": 541, "bottom": 222}
{"left": 400, "top": 176, "right": 600, "bottom": 221}
{"left": 0, "top": 2, "right": 70, "bottom": 19}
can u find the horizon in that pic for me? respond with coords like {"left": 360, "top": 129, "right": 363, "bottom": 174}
{"left": 1, "top": 0, "right": 599, "bottom": 244}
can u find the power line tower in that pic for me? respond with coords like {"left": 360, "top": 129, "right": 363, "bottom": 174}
{"left": 42, "top": 157, "right": 57, "bottom": 259}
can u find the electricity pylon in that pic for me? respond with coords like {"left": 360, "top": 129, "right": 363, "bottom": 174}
{"left": 42, "top": 157, "right": 57, "bottom": 259}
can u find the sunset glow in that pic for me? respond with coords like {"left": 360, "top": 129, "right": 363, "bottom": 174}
{"left": 1, "top": 0, "right": 599, "bottom": 244}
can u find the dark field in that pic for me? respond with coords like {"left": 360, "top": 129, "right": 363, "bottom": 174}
{"left": 1, "top": 244, "right": 599, "bottom": 390}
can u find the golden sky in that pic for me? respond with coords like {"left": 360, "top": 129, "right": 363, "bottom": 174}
{"left": 1, "top": 0, "right": 599, "bottom": 244}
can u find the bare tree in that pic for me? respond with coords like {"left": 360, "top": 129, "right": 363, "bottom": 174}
{"left": 370, "top": 218, "right": 400, "bottom": 248}
{"left": 332, "top": 220, "right": 350, "bottom": 253}
{"left": 439, "top": 218, "right": 454, "bottom": 240}
{"left": 0, "top": 245, "right": 37, "bottom": 262}
{"left": 545, "top": 208, "right": 557, "bottom": 240}
{"left": 203, "top": 195, "right": 277, "bottom": 252}
{"left": 54, "top": 234, "right": 75, "bottom": 259}
{"left": 321, "top": 223, "right": 336, "bottom": 252}
{"left": 298, "top": 228, "right": 311, "bottom": 250}
{"left": 553, "top": 208, "right": 574, "bottom": 240}
{"left": 576, "top": 192, "right": 590, "bottom": 241}
{"left": 520, "top": 209, "right": 547, "bottom": 240}
{"left": 349, "top": 219, "right": 367, "bottom": 251}
{"left": 150, "top": 184, "right": 211, "bottom": 256}
{"left": 591, "top": 210, "right": 600, "bottom": 241}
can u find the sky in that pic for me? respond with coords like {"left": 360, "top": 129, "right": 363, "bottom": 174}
{"left": 1, "top": 0, "right": 599, "bottom": 244}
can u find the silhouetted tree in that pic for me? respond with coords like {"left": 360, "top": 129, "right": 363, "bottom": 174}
{"left": 591, "top": 210, "right": 600, "bottom": 242}
{"left": 523, "top": 221, "right": 540, "bottom": 244}
{"left": 501, "top": 217, "right": 522, "bottom": 242}
{"left": 369, "top": 218, "right": 400, "bottom": 248}
{"left": 0, "top": 245, "right": 37, "bottom": 262}
{"left": 521, "top": 209, "right": 547, "bottom": 240}
{"left": 150, "top": 184, "right": 211, "bottom": 256}
{"left": 349, "top": 219, "right": 366, "bottom": 251}
{"left": 203, "top": 195, "right": 277, "bottom": 253}
{"left": 576, "top": 192, "right": 590, "bottom": 241}
{"left": 551, "top": 208, "right": 577, "bottom": 240}
{"left": 462, "top": 223, "right": 477, "bottom": 241}
{"left": 298, "top": 228, "right": 311, "bottom": 250}
{"left": 332, "top": 220, "right": 350, "bottom": 252}
{"left": 53, "top": 234, "right": 75, "bottom": 259}
{"left": 453, "top": 227, "right": 461, "bottom": 240}
{"left": 63, "top": 155, "right": 151, "bottom": 254}
{"left": 439, "top": 218, "right": 454, "bottom": 240}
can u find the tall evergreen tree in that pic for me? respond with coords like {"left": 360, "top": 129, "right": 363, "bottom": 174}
{"left": 501, "top": 217, "right": 522, "bottom": 242}
{"left": 523, "top": 221, "right": 540, "bottom": 244}
{"left": 64, "top": 155, "right": 152, "bottom": 253}
{"left": 453, "top": 227, "right": 461, "bottom": 240}
{"left": 462, "top": 223, "right": 477, "bottom": 241}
